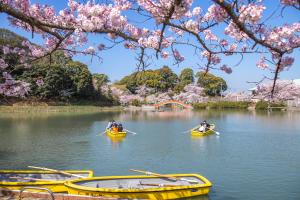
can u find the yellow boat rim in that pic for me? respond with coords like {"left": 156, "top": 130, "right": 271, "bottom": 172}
{"left": 105, "top": 128, "right": 126, "bottom": 137}
{"left": 0, "top": 170, "right": 94, "bottom": 192}
{"left": 64, "top": 174, "right": 212, "bottom": 199}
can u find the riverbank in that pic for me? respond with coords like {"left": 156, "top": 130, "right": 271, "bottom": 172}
{"left": 0, "top": 105, "right": 123, "bottom": 113}
{"left": 193, "top": 101, "right": 251, "bottom": 110}
{"left": 192, "top": 101, "right": 290, "bottom": 111}
{"left": 0, "top": 101, "right": 295, "bottom": 113}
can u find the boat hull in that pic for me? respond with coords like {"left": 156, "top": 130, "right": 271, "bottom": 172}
{"left": 191, "top": 124, "right": 215, "bottom": 137}
{"left": 0, "top": 170, "right": 93, "bottom": 193}
{"left": 65, "top": 174, "right": 212, "bottom": 200}
{"left": 105, "top": 128, "right": 126, "bottom": 137}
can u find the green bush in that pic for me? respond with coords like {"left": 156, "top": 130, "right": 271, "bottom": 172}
{"left": 131, "top": 99, "right": 142, "bottom": 107}
{"left": 255, "top": 101, "right": 286, "bottom": 110}
{"left": 213, "top": 101, "right": 250, "bottom": 109}
{"left": 192, "top": 102, "right": 207, "bottom": 109}
{"left": 255, "top": 101, "right": 268, "bottom": 110}
{"left": 193, "top": 101, "right": 251, "bottom": 110}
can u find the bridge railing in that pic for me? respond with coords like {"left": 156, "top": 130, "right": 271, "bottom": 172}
{"left": 154, "top": 100, "right": 193, "bottom": 109}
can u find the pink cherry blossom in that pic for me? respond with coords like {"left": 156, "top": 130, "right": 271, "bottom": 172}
{"left": 0, "top": 72, "right": 30, "bottom": 97}
{"left": 84, "top": 46, "right": 96, "bottom": 54}
{"left": 220, "top": 65, "right": 232, "bottom": 74}
{"left": 225, "top": 21, "right": 249, "bottom": 41}
{"left": 229, "top": 44, "right": 237, "bottom": 52}
{"left": 137, "top": 0, "right": 193, "bottom": 24}
{"left": 239, "top": 4, "right": 265, "bottom": 24}
{"left": 201, "top": 51, "right": 220, "bottom": 64}
{"left": 220, "top": 39, "right": 229, "bottom": 46}
{"left": 3, "top": 46, "right": 10, "bottom": 54}
{"left": 36, "top": 78, "right": 44, "bottom": 86}
{"left": 203, "top": 30, "right": 218, "bottom": 41}
{"left": 173, "top": 49, "right": 184, "bottom": 63}
{"left": 279, "top": 56, "right": 294, "bottom": 71}
{"left": 256, "top": 56, "right": 269, "bottom": 70}
{"left": 204, "top": 4, "right": 227, "bottom": 22}
{"left": 184, "top": 20, "right": 199, "bottom": 33}
{"left": 0, "top": 59, "right": 8, "bottom": 69}
{"left": 97, "top": 44, "right": 106, "bottom": 51}
{"left": 161, "top": 51, "right": 169, "bottom": 59}
{"left": 192, "top": 7, "right": 202, "bottom": 16}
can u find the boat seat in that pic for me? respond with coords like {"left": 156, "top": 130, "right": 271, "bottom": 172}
{"left": 126, "top": 180, "right": 141, "bottom": 189}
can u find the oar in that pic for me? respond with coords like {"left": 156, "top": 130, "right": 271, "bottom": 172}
{"left": 125, "top": 129, "right": 137, "bottom": 135}
{"left": 139, "top": 183, "right": 178, "bottom": 187}
{"left": 210, "top": 125, "right": 220, "bottom": 136}
{"left": 130, "top": 169, "right": 199, "bottom": 184}
{"left": 97, "top": 130, "right": 106, "bottom": 136}
{"left": 28, "top": 166, "right": 85, "bottom": 178}
{"left": 9, "top": 176, "right": 52, "bottom": 182}
{"left": 182, "top": 124, "right": 200, "bottom": 133}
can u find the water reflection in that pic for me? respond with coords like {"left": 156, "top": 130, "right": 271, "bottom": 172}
{"left": 190, "top": 136, "right": 209, "bottom": 151}
{"left": 119, "top": 110, "right": 195, "bottom": 121}
{"left": 106, "top": 135, "right": 126, "bottom": 148}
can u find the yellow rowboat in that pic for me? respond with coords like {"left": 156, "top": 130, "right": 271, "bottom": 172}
{"left": 191, "top": 124, "right": 215, "bottom": 137}
{"left": 65, "top": 174, "right": 212, "bottom": 199}
{"left": 0, "top": 170, "right": 93, "bottom": 192}
{"left": 105, "top": 128, "right": 126, "bottom": 137}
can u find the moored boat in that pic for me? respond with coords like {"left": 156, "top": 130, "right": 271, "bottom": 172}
{"left": 191, "top": 124, "right": 215, "bottom": 136}
{"left": 0, "top": 170, "right": 93, "bottom": 192}
{"left": 105, "top": 128, "right": 126, "bottom": 137}
{"left": 65, "top": 174, "right": 212, "bottom": 199}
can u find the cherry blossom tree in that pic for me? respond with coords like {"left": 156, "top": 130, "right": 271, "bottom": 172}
{"left": 224, "top": 91, "right": 251, "bottom": 102}
{"left": 140, "top": 91, "right": 171, "bottom": 104}
{"left": 135, "top": 85, "right": 155, "bottom": 97}
{"left": 173, "top": 84, "right": 206, "bottom": 103}
{"left": 109, "top": 86, "right": 144, "bottom": 105}
{"left": 0, "top": 0, "right": 299, "bottom": 98}
{"left": 253, "top": 80, "right": 300, "bottom": 101}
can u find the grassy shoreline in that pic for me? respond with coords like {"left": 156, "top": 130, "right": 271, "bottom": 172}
{"left": 0, "top": 105, "right": 123, "bottom": 113}
{"left": 193, "top": 101, "right": 251, "bottom": 110}
{"left": 0, "top": 100, "right": 290, "bottom": 113}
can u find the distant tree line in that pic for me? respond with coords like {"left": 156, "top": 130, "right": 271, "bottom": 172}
{"left": 117, "top": 66, "right": 227, "bottom": 96}
{"left": 1, "top": 28, "right": 228, "bottom": 105}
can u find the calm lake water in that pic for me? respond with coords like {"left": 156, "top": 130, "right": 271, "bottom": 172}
{"left": 0, "top": 110, "right": 300, "bottom": 200}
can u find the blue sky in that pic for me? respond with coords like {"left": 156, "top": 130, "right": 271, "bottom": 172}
{"left": 0, "top": 0, "right": 299, "bottom": 92}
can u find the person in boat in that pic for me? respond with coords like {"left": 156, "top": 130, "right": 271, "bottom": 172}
{"left": 198, "top": 120, "right": 210, "bottom": 132}
{"left": 112, "top": 123, "right": 118, "bottom": 132}
{"left": 198, "top": 123, "right": 206, "bottom": 132}
{"left": 117, "top": 123, "right": 123, "bottom": 132}
{"left": 202, "top": 120, "right": 210, "bottom": 131}
{"left": 106, "top": 120, "right": 115, "bottom": 130}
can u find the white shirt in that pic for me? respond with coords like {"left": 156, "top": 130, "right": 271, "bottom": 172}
{"left": 199, "top": 126, "right": 205, "bottom": 132}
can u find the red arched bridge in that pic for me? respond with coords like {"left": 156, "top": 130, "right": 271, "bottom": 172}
{"left": 154, "top": 100, "right": 193, "bottom": 109}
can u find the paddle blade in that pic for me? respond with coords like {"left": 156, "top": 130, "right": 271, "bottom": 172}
{"left": 182, "top": 124, "right": 200, "bottom": 134}
{"left": 125, "top": 129, "right": 137, "bottom": 135}
{"left": 97, "top": 131, "right": 106, "bottom": 136}
{"left": 215, "top": 131, "right": 220, "bottom": 136}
